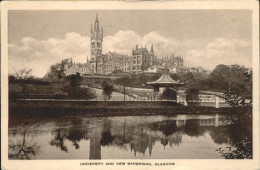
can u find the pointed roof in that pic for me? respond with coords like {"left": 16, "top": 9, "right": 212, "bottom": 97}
{"left": 96, "top": 13, "right": 98, "bottom": 21}
{"left": 147, "top": 68, "right": 183, "bottom": 85}
{"left": 134, "top": 48, "right": 149, "bottom": 55}
{"left": 151, "top": 44, "right": 154, "bottom": 53}
{"left": 94, "top": 13, "right": 100, "bottom": 32}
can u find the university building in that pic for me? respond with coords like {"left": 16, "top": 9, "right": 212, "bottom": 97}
{"left": 64, "top": 14, "right": 209, "bottom": 76}
{"left": 131, "top": 45, "right": 155, "bottom": 73}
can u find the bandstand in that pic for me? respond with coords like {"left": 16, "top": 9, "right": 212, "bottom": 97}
{"left": 147, "top": 68, "right": 183, "bottom": 102}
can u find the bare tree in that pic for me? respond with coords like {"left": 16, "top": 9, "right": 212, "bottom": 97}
{"left": 9, "top": 130, "right": 41, "bottom": 160}
{"left": 13, "top": 68, "right": 33, "bottom": 98}
{"left": 115, "top": 76, "right": 132, "bottom": 101}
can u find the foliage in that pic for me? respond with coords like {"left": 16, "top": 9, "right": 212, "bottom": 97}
{"left": 47, "top": 59, "right": 69, "bottom": 82}
{"left": 184, "top": 72, "right": 195, "bottom": 85}
{"left": 62, "top": 72, "right": 96, "bottom": 99}
{"left": 50, "top": 64, "right": 65, "bottom": 82}
{"left": 170, "top": 73, "right": 179, "bottom": 81}
{"left": 209, "top": 64, "right": 249, "bottom": 92}
{"left": 9, "top": 131, "right": 41, "bottom": 159}
{"left": 216, "top": 138, "right": 252, "bottom": 159}
{"left": 223, "top": 68, "right": 252, "bottom": 108}
{"left": 185, "top": 87, "right": 200, "bottom": 101}
{"left": 160, "top": 88, "right": 177, "bottom": 100}
{"left": 54, "top": 91, "right": 68, "bottom": 99}
{"left": 101, "top": 81, "right": 114, "bottom": 101}
{"left": 216, "top": 107, "right": 252, "bottom": 159}
{"left": 214, "top": 65, "right": 253, "bottom": 159}
{"left": 9, "top": 75, "right": 50, "bottom": 85}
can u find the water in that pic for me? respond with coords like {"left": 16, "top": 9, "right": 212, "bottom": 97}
{"left": 8, "top": 114, "right": 235, "bottom": 159}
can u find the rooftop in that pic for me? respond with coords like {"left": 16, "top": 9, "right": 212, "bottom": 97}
{"left": 147, "top": 68, "right": 183, "bottom": 85}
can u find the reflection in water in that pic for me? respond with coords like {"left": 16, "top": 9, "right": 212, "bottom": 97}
{"left": 9, "top": 130, "right": 41, "bottom": 160}
{"left": 50, "top": 129, "right": 68, "bottom": 152}
{"left": 8, "top": 114, "right": 250, "bottom": 159}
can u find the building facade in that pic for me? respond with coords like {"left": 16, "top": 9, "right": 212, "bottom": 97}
{"left": 131, "top": 45, "right": 155, "bottom": 73}
{"left": 89, "top": 14, "right": 103, "bottom": 74}
{"left": 64, "top": 14, "right": 211, "bottom": 76}
{"left": 64, "top": 58, "right": 91, "bottom": 75}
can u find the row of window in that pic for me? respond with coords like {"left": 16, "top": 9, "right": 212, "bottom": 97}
{"left": 132, "top": 66, "right": 142, "bottom": 70}
{"left": 91, "top": 51, "right": 102, "bottom": 56}
{"left": 91, "top": 42, "right": 102, "bottom": 48}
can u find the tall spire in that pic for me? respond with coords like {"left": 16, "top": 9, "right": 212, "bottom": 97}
{"left": 150, "top": 44, "right": 154, "bottom": 53}
{"left": 91, "top": 24, "right": 93, "bottom": 34}
{"left": 94, "top": 13, "right": 100, "bottom": 32}
{"left": 96, "top": 13, "right": 99, "bottom": 22}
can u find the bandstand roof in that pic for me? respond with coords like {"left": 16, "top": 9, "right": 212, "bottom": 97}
{"left": 147, "top": 68, "right": 183, "bottom": 86}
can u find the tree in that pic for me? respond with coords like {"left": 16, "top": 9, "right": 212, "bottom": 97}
{"left": 62, "top": 72, "right": 96, "bottom": 100}
{"left": 49, "top": 63, "right": 65, "bottom": 83}
{"left": 184, "top": 72, "right": 195, "bottom": 87}
{"left": 209, "top": 64, "right": 248, "bottom": 92}
{"left": 185, "top": 87, "right": 200, "bottom": 102}
{"left": 9, "top": 130, "right": 41, "bottom": 159}
{"left": 160, "top": 88, "right": 177, "bottom": 100}
{"left": 115, "top": 76, "right": 132, "bottom": 101}
{"left": 101, "top": 81, "right": 114, "bottom": 101}
{"left": 12, "top": 68, "right": 33, "bottom": 98}
{"left": 219, "top": 66, "right": 252, "bottom": 107}
{"left": 214, "top": 66, "right": 253, "bottom": 159}
{"left": 63, "top": 72, "right": 82, "bottom": 97}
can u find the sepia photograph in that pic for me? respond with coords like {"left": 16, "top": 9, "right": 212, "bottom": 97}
{"left": 1, "top": 1, "right": 259, "bottom": 170}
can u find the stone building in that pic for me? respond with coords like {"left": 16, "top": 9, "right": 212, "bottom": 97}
{"left": 89, "top": 14, "right": 103, "bottom": 74}
{"left": 162, "top": 54, "right": 183, "bottom": 67}
{"left": 64, "top": 14, "right": 213, "bottom": 76}
{"left": 64, "top": 58, "right": 91, "bottom": 75}
{"left": 131, "top": 45, "right": 155, "bottom": 73}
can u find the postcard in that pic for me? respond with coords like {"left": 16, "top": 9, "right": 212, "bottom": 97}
{"left": 1, "top": 1, "right": 259, "bottom": 170}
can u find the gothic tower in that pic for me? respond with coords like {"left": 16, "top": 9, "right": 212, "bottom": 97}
{"left": 150, "top": 44, "right": 155, "bottom": 66}
{"left": 90, "top": 13, "right": 103, "bottom": 60}
{"left": 90, "top": 13, "right": 103, "bottom": 73}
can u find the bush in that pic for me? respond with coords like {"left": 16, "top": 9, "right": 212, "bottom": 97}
{"left": 61, "top": 86, "right": 96, "bottom": 100}
{"left": 101, "top": 81, "right": 114, "bottom": 101}
{"left": 185, "top": 87, "right": 200, "bottom": 101}
{"left": 54, "top": 91, "right": 68, "bottom": 99}
{"left": 160, "top": 88, "right": 177, "bottom": 100}
{"left": 78, "top": 88, "right": 96, "bottom": 99}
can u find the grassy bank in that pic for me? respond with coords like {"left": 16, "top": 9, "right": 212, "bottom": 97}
{"left": 9, "top": 100, "right": 235, "bottom": 117}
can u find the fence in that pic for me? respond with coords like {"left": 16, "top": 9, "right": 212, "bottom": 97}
{"left": 88, "top": 95, "right": 177, "bottom": 102}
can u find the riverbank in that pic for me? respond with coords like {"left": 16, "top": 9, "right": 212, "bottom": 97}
{"left": 9, "top": 100, "right": 236, "bottom": 117}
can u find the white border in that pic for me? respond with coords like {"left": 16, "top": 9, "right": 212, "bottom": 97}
{"left": 1, "top": 1, "right": 259, "bottom": 170}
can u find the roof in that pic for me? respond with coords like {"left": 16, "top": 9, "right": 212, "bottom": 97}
{"left": 147, "top": 69, "right": 183, "bottom": 85}
{"left": 105, "top": 51, "right": 130, "bottom": 60}
{"left": 134, "top": 48, "right": 149, "bottom": 55}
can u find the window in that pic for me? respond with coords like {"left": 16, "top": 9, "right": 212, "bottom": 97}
{"left": 91, "top": 42, "right": 95, "bottom": 48}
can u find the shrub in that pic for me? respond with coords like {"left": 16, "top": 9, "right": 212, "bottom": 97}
{"left": 160, "top": 88, "right": 177, "bottom": 100}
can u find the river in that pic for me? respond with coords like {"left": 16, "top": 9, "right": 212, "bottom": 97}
{"left": 8, "top": 113, "right": 246, "bottom": 159}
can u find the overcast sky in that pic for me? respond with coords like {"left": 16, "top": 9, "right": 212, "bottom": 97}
{"left": 8, "top": 10, "right": 252, "bottom": 77}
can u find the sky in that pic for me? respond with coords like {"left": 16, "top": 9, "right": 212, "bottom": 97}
{"left": 8, "top": 10, "right": 252, "bottom": 77}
